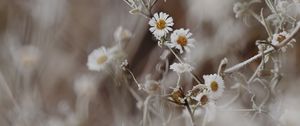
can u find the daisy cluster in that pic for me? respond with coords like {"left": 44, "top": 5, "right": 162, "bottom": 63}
{"left": 168, "top": 74, "right": 224, "bottom": 119}
{"left": 148, "top": 12, "right": 225, "bottom": 120}
{"left": 149, "top": 12, "right": 195, "bottom": 53}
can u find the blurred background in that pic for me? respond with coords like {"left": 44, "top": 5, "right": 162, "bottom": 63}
{"left": 0, "top": 0, "right": 300, "bottom": 126}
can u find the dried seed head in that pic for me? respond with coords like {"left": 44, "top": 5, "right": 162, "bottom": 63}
{"left": 277, "top": 34, "right": 286, "bottom": 43}
{"left": 169, "top": 88, "right": 185, "bottom": 104}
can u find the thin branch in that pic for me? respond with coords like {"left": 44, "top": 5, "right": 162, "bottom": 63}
{"left": 125, "top": 68, "right": 144, "bottom": 90}
{"left": 247, "top": 58, "right": 263, "bottom": 84}
{"left": 184, "top": 99, "right": 195, "bottom": 126}
{"left": 143, "top": 95, "right": 152, "bottom": 126}
{"left": 176, "top": 74, "right": 181, "bottom": 87}
{"left": 224, "top": 22, "right": 300, "bottom": 74}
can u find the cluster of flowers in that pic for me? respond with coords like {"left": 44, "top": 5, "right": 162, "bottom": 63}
{"left": 168, "top": 74, "right": 224, "bottom": 118}
{"left": 149, "top": 12, "right": 195, "bottom": 53}
{"left": 149, "top": 12, "right": 225, "bottom": 119}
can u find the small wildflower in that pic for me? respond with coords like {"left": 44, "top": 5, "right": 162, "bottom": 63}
{"left": 271, "top": 31, "right": 289, "bottom": 52}
{"left": 170, "top": 62, "right": 194, "bottom": 74}
{"left": 203, "top": 74, "right": 225, "bottom": 99}
{"left": 87, "top": 47, "right": 112, "bottom": 71}
{"left": 149, "top": 12, "right": 174, "bottom": 39}
{"left": 166, "top": 28, "right": 195, "bottom": 53}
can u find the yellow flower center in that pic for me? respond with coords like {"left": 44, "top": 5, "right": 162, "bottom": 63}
{"left": 97, "top": 55, "right": 108, "bottom": 64}
{"left": 156, "top": 19, "right": 166, "bottom": 30}
{"left": 276, "top": 34, "right": 286, "bottom": 43}
{"left": 210, "top": 81, "right": 219, "bottom": 92}
{"left": 200, "top": 95, "right": 208, "bottom": 106}
{"left": 177, "top": 36, "right": 187, "bottom": 46}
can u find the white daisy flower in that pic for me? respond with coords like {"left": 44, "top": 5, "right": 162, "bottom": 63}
{"left": 203, "top": 74, "right": 225, "bottom": 99}
{"left": 149, "top": 12, "right": 174, "bottom": 39}
{"left": 170, "top": 62, "right": 194, "bottom": 74}
{"left": 166, "top": 28, "right": 195, "bottom": 53}
{"left": 87, "top": 47, "right": 112, "bottom": 71}
{"left": 271, "top": 31, "right": 289, "bottom": 52}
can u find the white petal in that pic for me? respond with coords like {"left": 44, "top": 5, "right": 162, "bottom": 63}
{"left": 154, "top": 13, "right": 159, "bottom": 20}
{"left": 166, "top": 17, "right": 173, "bottom": 23}
{"left": 166, "top": 27, "right": 173, "bottom": 31}
{"left": 149, "top": 19, "right": 156, "bottom": 26}
{"left": 149, "top": 27, "right": 156, "bottom": 32}
{"left": 159, "top": 12, "right": 164, "bottom": 19}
